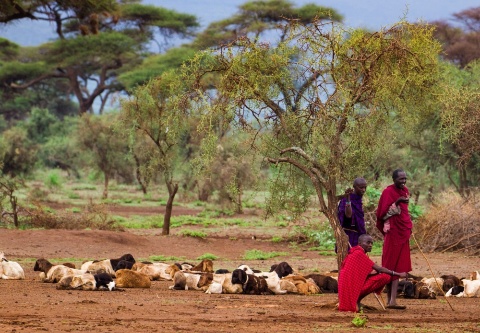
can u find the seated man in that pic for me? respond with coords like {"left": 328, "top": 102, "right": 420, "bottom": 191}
{"left": 338, "top": 234, "right": 407, "bottom": 312}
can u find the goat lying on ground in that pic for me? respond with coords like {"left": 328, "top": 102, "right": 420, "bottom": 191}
{"left": 81, "top": 253, "right": 135, "bottom": 277}
{"left": 236, "top": 262, "right": 293, "bottom": 294}
{"left": 303, "top": 273, "right": 338, "bottom": 293}
{"left": 440, "top": 274, "right": 461, "bottom": 292}
{"left": 231, "top": 269, "right": 271, "bottom": 295}
{"left": 203, "top": 272, "right": 243, "bottom": 294}
{"left": 445, "top": 285, "right": 465, "bottom": 297}
{"left": 255, "top": 262, "right": 294, "bottom": 295}
{"left": 451, "top": 279, "right": 480, "bottom": 297}
{"left": 280, "top": 275, "right": 321, "bottom": 295}
{"left": 470, "top": 271, "right": 479, "bottom": 280}
{"left": 34, "top": 258, "right": 85, "bottom": 283}
{"left": 420, "top": 277, "right": 445, "bottom": 295}
{"left": 115, "top": 269, "right": 151, "bottom": 288}
{"left": 56, "top": 272, "right": 116, "bottom": 291}
{"left": 0, "top": 252, "right": 25, "bottom": 280}
{"left": 169, "top": 271, "right": 212, "bottom": 291}
{"left": 189, "top": 259, "right": 214, "bottom": 273}
{"left": 137, "top": 263, "right": 178, "bottom": 281}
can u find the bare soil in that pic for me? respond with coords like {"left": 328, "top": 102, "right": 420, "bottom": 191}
{"left": 0, "top": 205, "right": 478, "bottom": 333}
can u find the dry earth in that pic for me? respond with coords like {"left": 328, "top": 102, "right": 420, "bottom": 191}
{"left": 0, "top": 205, "right": 478, "bottom": 333}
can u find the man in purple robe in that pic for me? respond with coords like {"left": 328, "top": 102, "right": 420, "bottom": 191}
{"left": 337, "top": 178, "right": 367, "bottom": 248}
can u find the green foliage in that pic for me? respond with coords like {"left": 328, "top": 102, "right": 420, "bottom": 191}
{"left": 193, "top": 0, "right": 342, "bottom": 48}
{"left": 352, "top": 312, "right": 368, "bottom": 327}
{"left": 0, "top": 38, "right": 19, "bottom": 60}
{"left": 0, "top": 125, "right": 38, "bottom": 176}
{"left": 299, "top": 222, "right": 336, "bottom": 249}
{"left": 115, "top": 215, "right": 163, "bottom": 229}
{"left": 409, "top": 203, "right": 423, "bottom": 221}
{"left": 77, "top": 113, "right": 134, "bottom": 198}
{"left": 271, "top": 236, "right": 283, "bottom": 243}
{"left": 44, "top": 170, "right": 63, "bottom": 189}
{"left": 197, "top": 253, "right": 218, "bottom": 260}
{"left": 119, "top": 47, "right": 197, "bottom": 90}
{"left": 149, "top": 255, "right": 185, "bottom": 262}
{"left": 242, "top": 249, "right": 288, "bottom": 260}
{"left": 23, "top": 108, "right": 58, "bottom": 144}
{"left": 186, "top": 18, "right": 442, "bottom": 268}
{"left": 179, "top": 229, "right": 208, "bottom": 238}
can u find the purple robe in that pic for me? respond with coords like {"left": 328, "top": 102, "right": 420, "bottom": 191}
{"left": 337, "top": 193, "right": 366, "bottom": 247}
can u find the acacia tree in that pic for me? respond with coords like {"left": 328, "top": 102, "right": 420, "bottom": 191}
{"left": 76, "top": 113, "right": 132, "bottom": 199}
{"left": 193, "top": 0, "right": 342, "bottom": 49}
{"left": 185, "top": 20, "right": 441, "bottom": 267}
{"left": 438, "top": 61, "right": 480, "bottom": 196}
{"left": 119, "top": 70, "right": 188, "bottom": 235}
{"left": 1, "top": 1, "right": 199, "bottom": 115}
{"left": 431, "top": 7, "right": 480, "bottom": 68}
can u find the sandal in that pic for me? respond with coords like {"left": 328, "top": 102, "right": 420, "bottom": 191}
{"left": 386, "top": 304, "right": 406, "bottom": 310}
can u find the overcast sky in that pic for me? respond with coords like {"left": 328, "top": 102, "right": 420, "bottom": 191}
{"left": 0, "top": 0, "right": 478, "bottom": 46}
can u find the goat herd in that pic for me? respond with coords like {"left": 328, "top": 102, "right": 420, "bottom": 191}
{"left": 0, "top": 252, "right": 479, "bottom": 299}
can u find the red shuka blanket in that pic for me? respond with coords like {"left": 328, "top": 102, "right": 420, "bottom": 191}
{"left": 376, "top": 184, "right": 413, "bottom": 272}
{"left": 338, "top": 246, "right": 375, "bottom": 312}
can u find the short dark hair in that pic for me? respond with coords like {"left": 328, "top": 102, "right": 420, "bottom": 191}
{"left": 392, "top": 168, "right": 404, "bottom": 180}
{"left": 358, "top": 234, "right": 372, "bottom": 243}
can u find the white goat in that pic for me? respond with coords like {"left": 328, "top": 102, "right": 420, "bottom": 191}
{"left": 0, "top": 252, "right": 25, "bottom": 280}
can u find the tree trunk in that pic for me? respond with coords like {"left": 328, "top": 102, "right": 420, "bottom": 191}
{"left": 236, "top": 183, "right": 243, "bottom": 214}
{"left": 162, "top": 180, "right": 179, "bottom": 236}
{"left": 134, "top": 154, "right": 148, "bottom": 194}
{"left": 10, "top": 194, "right": 18, "bottom": 228}
{"left": 102, "top": 173, "right": 109, "bottom": 199}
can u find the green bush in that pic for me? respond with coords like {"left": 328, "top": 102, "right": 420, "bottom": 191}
{"left": 197, "top": 253, "right": 218, "bottom": 260}
{"left": 180, "top": 229, "right": 207, "bottom": 238}
{"left": 242, "top": 249, "right": 288, "bottom": 260}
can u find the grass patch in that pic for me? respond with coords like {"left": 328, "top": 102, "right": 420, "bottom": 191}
{"left": 197, "top": 253, "right": 218, "bottom": 260}
{"left": 271, "top": 236, "right": 283, "bottom": 243}
{"left": 242, "top": 249, "right": 288, "bottom": 260}
{"left": 179, "top": 229, "right": 208, "bottom": 238}
{"left": 115, "top": 215, "right": 163, "bottom": 229}
{"left": 149, "top": 255, "right": 186, "bottom": 262}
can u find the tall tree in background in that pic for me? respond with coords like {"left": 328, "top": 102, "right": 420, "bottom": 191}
{"left": 438, "top": 61, "right": 480, "bottom": 196}
{"left": 0, "top": 1, "right": 199, "bottom": 115}
{"left": 431, "top": 7, "right": 480, "bottom": 68}
{"left": 77, "top": 113, "right": 132, "bottom": 199}
{"left": 119, "top": 70, "right": 189, "bottom": 235}
{"left": 193, "top": 0, "right": 342, "bottom": 49}
{"left": 186, "top": 20, "right": 441, "bottom": 267}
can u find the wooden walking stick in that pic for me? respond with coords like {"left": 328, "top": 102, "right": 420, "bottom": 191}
{"left": 411, "top": 232, "right": 455, "bottom": 311}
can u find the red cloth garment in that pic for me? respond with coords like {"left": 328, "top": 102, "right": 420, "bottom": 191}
{"left": 376, "top": 184, "right": 413, "bottom": 274}
{"left": 338, "top": 246, "right": 391, "bottom": 312}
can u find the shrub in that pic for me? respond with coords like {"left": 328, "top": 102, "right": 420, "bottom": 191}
{"left": 414, "top": 190, "right": 480, "bottom": 254}
{"left": 179, "top": 229, "right": 207, "bottom": 238}
{"left": 44, "top": 170, "right": 63, "bottom": 189}
{"left": 242, "top": 249, "right": 288, "bottom": 260}
{"left": 197, "top": 253, "right": 218, "bottom": 260}
{"left": 23, "top": 202, "right": 121, "bottom": 230}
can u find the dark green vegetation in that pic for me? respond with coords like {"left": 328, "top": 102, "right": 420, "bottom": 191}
{"left": 1, "top": 1, "right": 480, "bottom": 267}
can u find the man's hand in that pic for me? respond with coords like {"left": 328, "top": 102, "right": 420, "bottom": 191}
{"left": 343, "top": 188, "right": 354, "bottom": 197}
{"left": 396, "top": 196, "right": 409, "bottom": 204}
{"left": 398, "top": 272, "right": 408, "bottom": 278}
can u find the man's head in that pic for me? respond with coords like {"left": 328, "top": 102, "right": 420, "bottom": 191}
{"left": 392, "top": 169, "right": 407, "bottom": 189}
{"left": 352, "top": 177, "right": 367, "bottom": 196}
{"left": 358, "top": 234, "right": 373, "bottom": 253}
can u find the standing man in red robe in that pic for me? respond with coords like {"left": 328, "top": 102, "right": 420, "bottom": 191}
{"left": 376, "top": 169, "right": 412, "bottom": 309}
{"left": 338, "top": 234, "right": 407, "bottom": 312}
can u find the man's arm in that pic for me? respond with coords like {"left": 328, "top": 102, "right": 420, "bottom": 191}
{"left": 372, "top": 263, "right": 407, "bottom": 278}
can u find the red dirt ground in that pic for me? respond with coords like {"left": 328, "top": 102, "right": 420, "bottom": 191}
{"left": 0, "top": 205, "right": 478, "bottom": 333}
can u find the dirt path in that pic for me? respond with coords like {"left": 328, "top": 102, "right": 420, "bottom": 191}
{"left": 0, "top": 222, "right": 478, "bottom": 332}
